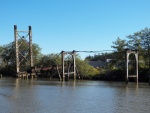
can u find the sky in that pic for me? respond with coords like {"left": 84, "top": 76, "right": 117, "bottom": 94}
{"left": 1, "top": 0, "right": 150, "bottom": 59}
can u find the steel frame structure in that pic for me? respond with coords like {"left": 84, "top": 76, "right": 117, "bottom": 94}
{"left": 14, "top": 25, "right": 33, "bottom": 77}
{"left": 125, "top": 49, "right": 138, "bottom": 84}
{"left": 61, "top": 50, "right": 76, "bottom": 81}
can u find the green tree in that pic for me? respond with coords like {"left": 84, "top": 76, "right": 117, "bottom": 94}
{"left": 0, "top": 39, "right": 41, "bottom": 73}
{"left": 36, "top": 53, "right": 99, "bottom": 79}
{"left": 111, "top": 37, "right": 127, "bottom": 69}
{"left": 37, "top": 53, "right": 61, "bottom": 67}
{"left": 127, "top": 28, "right": 150, "bottom": 68}
{"left": 0, "top": 46, "right": 5, "bottom": 67}
{"left": 76, "top": 58, "right": 99, "bottom": 79}
{"left": 111, "top": 37, "right": 127, "bottom": 52}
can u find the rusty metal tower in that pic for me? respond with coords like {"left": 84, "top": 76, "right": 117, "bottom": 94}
{"left": 125, "top": 49, "right": 138, "bottom": 84}
{"left": 14, "top": 25, "right": 33, "bottom": 77}
{"left": 61, "top": 50, "right": 76, "bottom": 81}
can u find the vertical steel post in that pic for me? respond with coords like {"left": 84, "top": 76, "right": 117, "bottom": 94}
{"left": 61, "top": 51, "right": 65, "bottom": 81}
{"left": 149, "top": 73, "right": 150, "bottom": 85}
{"left": 29, "top": 26, "right": 33, "bottom": 67}
{"left": 73, "top": 51, "right": 76, "bottom": 80}
{"left": 14, "top": 25, "right": 19, "bottom": 76}
{"left": 126, "top": 52, "right": 129, "bottom": 84}
{"left": 67, "top": 64, "right": 70, "bottom": 81}
{"left": 56, "top": 65, "right": 62, "bottom": 81}
{"left": 135, "top": 52, "right": 138, "bottom": 83}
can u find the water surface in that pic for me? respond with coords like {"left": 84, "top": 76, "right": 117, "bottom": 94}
{"left": 0, "top": 77, "right": 150, "bottom": 113}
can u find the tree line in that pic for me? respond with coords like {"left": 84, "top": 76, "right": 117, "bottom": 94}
{"left": 0, "top": 39, "right": 99, "bottom": 79}
{"left": 0, "top": 27, "right": 150, "bottom": 82}
{"left": 85, "top": 27, "right": 150, "bottom": 82}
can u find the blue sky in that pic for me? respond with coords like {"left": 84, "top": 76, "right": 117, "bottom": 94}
{"left": 0, "top": 0, "right": 150, "bottom": 59}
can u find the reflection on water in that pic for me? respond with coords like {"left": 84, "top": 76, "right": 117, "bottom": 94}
{"left": 0, "top": 77, "right": 150, "bottom": 113}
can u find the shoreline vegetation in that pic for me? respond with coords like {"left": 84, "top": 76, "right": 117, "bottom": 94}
{"left": 0, "top": 67, "right": 149, "bottom": 83}
{"left": 0, "top": 28, "right": 150, "bottom": 83}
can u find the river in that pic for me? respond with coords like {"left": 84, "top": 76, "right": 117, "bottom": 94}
{"left": 0, "top": 77, "right": 150, "bottom": 113}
